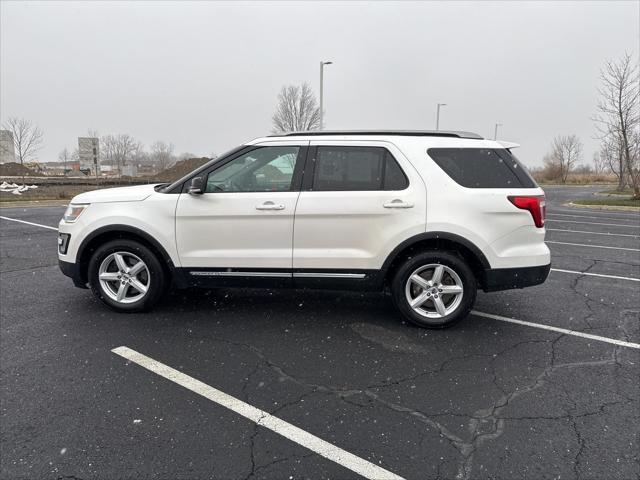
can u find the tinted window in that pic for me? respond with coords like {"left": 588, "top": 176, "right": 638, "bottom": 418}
{"left": 312, "top": 146, "right": 408, "bottom": 191}
{"left": 205, "top": 146, "right": 299, "bottom": 193}
{"left": 384, "top": 153, "right": 409, "bottom": 190}
{"left": 427, "top": 148, "right": 537, "bottom": 188}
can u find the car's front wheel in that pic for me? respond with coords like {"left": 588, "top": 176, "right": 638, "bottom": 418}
{"left": 88, "top": 239, "right": 167, "bottom": 312}
{"left": 391, "top": 251, "right": 477, "bottom": 328}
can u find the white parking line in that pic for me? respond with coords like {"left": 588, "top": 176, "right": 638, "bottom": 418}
{"left": 546, "top": 240, "right": 640, "bottom": 252}
{"left": 551, "top": 268, "right": 640, "bottom": 282}
{"left": 112, "top": 346, "right": 405, "bottom": 480}
{"left": 0, "top": 215, "right": 57, "bottom": 231}
{"left": 472, "top": 311, "right": 640, "bottom": 349}
{"left": 549, "top": 208, "right": 640, "bottom": 219}
{"left": 547, "top": 212, "right": 640, "bottom": 224}
{"left": 547, "top": 228, "right": 640, "bottom": 238}
{"left": 547, "top": 219, "right": 640, "bottom": 228}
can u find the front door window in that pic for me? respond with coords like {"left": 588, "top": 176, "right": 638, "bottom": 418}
{"left": 205, "top": 146, "right": 300, "bottom": 193}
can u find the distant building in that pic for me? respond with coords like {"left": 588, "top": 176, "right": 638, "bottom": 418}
{"left": 41, "top": 161, "right": 81, "bottom": 176}
{"left": 121, "top": 164, "right": 138, "bottom": 177}
{"left": 0, "top": 130, "right": 16, "bottom": 163}
{"left": 99, "top": 165, "right": 117, "bottom": 177}
{"left": 78, "top": 137, "right": 100, "bottom": 176}
{"left": 136, "top": 164, "right": 158, "bottom": 176}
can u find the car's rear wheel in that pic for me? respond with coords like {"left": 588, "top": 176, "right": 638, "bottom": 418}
{"left": 88, "top": 239, "right": 167, "bottom": 312}
{"left": 391, "top": 251, "right": 476, "bottom": 328}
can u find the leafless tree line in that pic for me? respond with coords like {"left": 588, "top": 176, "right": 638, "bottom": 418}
{"left": 68, "top": 134, "right": 181, "bottom": 176}
{"left": 1, "top": 116, "right": 191, "bottom": 176}
{"left": 543, "top": 134, "right": 583, "bottom": 183}
{"left": 593, "top": 52, "right": 639, "bottom": 198}
{"left": 541, "top": 54, "right": 638, "bottom": 192}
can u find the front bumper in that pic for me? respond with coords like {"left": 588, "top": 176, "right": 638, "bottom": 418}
{"left": 482, "top": 263, "right": 551, "bottom": 292}
{"left": 59, "top": 260, "right": 88, "bottom": 289}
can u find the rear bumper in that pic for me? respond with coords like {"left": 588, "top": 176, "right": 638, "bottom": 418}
{"left": 482, "top": 263, "right": 550, "bottom": 292}
{"left": 59, "top": 260, "right": 88, "bottom": 289}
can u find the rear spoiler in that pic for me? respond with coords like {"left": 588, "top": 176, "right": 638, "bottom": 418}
{"left": 498, "top": 141, "right": 520, "bottom": 149}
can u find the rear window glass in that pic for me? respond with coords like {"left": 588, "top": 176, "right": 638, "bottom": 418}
{"left": 427, "top": 148, "right": 537, "bottom": 188}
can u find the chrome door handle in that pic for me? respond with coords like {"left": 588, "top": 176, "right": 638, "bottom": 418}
{"left": 256, "top": 201, "right": 285, "bottom": 211}
{"left": 383, "top": 199, "right": 414, "bottom": 209}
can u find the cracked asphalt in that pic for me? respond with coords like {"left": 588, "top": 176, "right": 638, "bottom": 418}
{"left": 1, "top": 185, "right": 639, "bottom": 480}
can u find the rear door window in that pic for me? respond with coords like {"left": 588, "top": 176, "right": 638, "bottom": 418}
{"left": 427, "top": 148, "right": 537, "bottom": 188}
{"left": 312, "top": 146, "right": 409, "bottom": 191}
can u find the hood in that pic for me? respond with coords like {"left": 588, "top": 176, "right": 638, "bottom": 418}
{"left": 71, "top": 184, "right": 160, "bottom": 204}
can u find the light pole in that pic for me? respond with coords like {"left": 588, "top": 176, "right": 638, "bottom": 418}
{"left": 494, "top": 123, "right": 502, "bottom": 140}
{"left": 436, "top": 103, "right": 446, "bottom": 130}
{"left": 319, "top": 61, "right": 333, "bottom": 130}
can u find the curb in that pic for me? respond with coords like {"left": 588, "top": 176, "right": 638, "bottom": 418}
{"left": 565, "top": 202, "right": 640, "bottom": 212}
{"left": 0, "top": 200, "right": 69, "bottom": 208}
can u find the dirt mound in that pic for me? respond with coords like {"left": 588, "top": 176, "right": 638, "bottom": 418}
{"left": 151, "top": 157, "right": 211, "bottom": 182}
{"left": 0, "top": 162, "right": 39, "bottom": 177}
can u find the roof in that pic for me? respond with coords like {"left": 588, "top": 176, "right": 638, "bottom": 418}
{"left": 497, "top": 140, "right": 520, "bottom": 149}
{"left": 269, "top": 130, "right": 484, "bottom": 140}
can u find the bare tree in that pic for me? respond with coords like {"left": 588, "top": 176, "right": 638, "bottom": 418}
{"left": 545, "top": 135, "right": 583, "bottom": 183}
{"left": 101, "top": 134, "right": 141, "bottom": 177}
{"left": 2, "top": 117, "right": 44, "bottom": 166}
{"left": 58, "top": 148, "right": 70, "bottom": 175}
{"left": 592, "top": 150, "right": 610, "bottom": 175}
{"left": 594, "top": 53, "right": 640, "bottom": 197}
{"left": 541, "top": 153, "right": 561, "bottom": 181}
{"left": 150, "top": 141, "right": 175, "bottom": 172}
{"left": 271, "top": 83, "right": 320, "bottom": 133}
{"left": 598, "top": 134, "right": 626, "bottom": 187}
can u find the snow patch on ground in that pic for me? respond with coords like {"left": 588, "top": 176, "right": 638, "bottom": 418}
{"left": 0, "top": 181, "right": 38, "bottom": 195}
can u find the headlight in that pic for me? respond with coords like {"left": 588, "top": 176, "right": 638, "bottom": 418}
{"left": 63, "top": 204, "right": 88, "bottom": 223}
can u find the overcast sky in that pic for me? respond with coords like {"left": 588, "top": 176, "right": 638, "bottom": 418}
{"left": 1, "top": 1, "right": 638, "bottom": 167}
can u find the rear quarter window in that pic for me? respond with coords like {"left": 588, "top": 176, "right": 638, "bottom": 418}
{"left": 427, "top": 148, "right": 537, "bottom": 188}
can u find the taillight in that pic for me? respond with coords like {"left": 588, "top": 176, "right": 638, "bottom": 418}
{"left": 508, "top": 195, "right": 546, "bottom": 228}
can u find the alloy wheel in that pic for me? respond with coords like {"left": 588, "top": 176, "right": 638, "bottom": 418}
{"left": 98, "top": 251, "right": 150, "bottom": 304}
{"left": 404, "top": 263, "right": 464, "bottom": 318}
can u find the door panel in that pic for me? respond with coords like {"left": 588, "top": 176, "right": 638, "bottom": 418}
{"left": 176, "top": 192, "right": 300, "bottom": 268}
{"left": 293, "top": 141, "right": 427, "bottom": 271}
{"left": 175, "top": 143, "right": 306, "bottom": 269}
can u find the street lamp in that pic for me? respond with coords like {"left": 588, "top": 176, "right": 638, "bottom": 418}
{"left": 494, "top": 123, "right": 503, "bottom": 140}
{"left": 436, "top": 103, "right": 447, "bottom": 130}
{"left": 319, "top": 61, "right": 333, "bottom": 130}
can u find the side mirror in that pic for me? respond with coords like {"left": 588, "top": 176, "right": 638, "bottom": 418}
{"left": 188, "top": 176, "right": 204, "bottom": 195}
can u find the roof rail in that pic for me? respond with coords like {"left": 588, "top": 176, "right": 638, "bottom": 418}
{"left": 270, "top": 130, "right": 484, "bottom": 139}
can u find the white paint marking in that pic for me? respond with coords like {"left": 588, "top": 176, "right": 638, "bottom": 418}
{"left": 547, "top": 212, "right": 640, "bottom": 224}
{"left": 547, "top": 228, "right": 640, "bottom": 238}
{"left": 546, "top": 240, "right": 640, "bottom": 252}
{"left": 0, "top": 215, "right": 57, "bottom": 231}
{"left": 547, "top": 219, "right": 640, "bottom": 228}
{"left": 551, "top": 268, "right": 640, "bottom": 282}
{"left": 550, "top": 208, "right": 640, "bottom": 219}
{"left": 472, "top": 311, "right": 640, "bottom": 349}
{"left": 112, "top": 346, "right": 405, "bottom": 480}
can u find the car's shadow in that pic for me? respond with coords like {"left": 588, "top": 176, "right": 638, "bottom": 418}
{"left": 158, "top": 287, "right": 397, "bottom": 322}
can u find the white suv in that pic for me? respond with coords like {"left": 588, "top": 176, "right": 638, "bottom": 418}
{"left": 58, "top": 131, "right": 550, "bottom": 328}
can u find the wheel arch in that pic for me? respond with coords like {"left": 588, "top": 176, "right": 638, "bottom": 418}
{"left": 76, "top": 225, "right": 176, "bottom": 285}
{"left": 381, "top": 232, "right": 490, "bottom": 289}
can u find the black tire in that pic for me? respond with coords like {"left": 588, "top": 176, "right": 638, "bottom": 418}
{"left": 88, "top": 239, "right": 167, "bottom": 313}
{"left": 391, "top": 251, "right": 476, "bottom": 328}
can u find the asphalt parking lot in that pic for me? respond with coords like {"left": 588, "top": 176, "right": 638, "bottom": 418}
{"left": 1, "top": 185, "right": 639, "bottom": 480}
